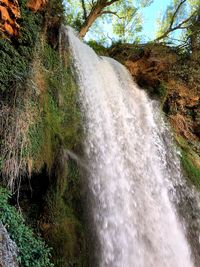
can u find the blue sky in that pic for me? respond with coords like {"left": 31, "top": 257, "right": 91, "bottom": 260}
{"left": 141, "top": 0, "right": 171, "bottom": 41}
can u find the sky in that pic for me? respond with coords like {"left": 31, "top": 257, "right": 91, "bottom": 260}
{"left": 141, "top": 0, "right": 171, "bottom": 42}
{"left": 85, "top": 0, "right": 172, "bottom": 44}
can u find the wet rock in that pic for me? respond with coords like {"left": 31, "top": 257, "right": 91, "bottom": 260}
{"left": 0, "top": 223, "right": 18, "bottom": 267}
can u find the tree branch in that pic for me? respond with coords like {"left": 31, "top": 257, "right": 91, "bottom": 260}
{"left": 107, "top": 0, "right": 119, "bottom": 5}
{"left": 81, "top": 0, "right": 87, "bottom": 21}
{"left": 169, "top": 0, "right": 187, "bottom": 29}
{"left": 155, "top": 10, "right": 197, "bottom": 42}
{"left": 79, "top": 0, "right": 120, "bottom": 38}
{"left": 98, "top": 0, "right": 120, "bottom": 8}
{"left": 100, "top": 10, "right": 124, "bottom": 19}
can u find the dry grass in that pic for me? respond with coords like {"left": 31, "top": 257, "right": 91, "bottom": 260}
{"left": 0, "top": 91, "right": 38, "bottom": 190}
{"left": 169, "top": 114, "right": 197, "bottom": 141}
{"left": 0, "top": 53, "right": 44, "bottom": 191}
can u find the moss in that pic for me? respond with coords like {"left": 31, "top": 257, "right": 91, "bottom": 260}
{"left": 40, "top": 153, "right": 88, "bottom": 267}
{"left": 22, "top": 40, "right": 87, "bottom": 266}
{"left": 155, "top": 82, "right": 168, "bottom": 103}
{"left": 175, "top": 135, "right": 200, "bottom": 187}
{"left": 26, "top": 42, "right": 82, "bottom": 173}
{"left": 181, "top": 150, "right": 200, "bottom": 188}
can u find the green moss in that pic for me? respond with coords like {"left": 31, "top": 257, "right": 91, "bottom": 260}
{"left": 0, "top": 1, "right": 87, "bottom": 266}
{"left": 144, "top": 82, "right": 168, "bottom": 107}
{"left": 42, "top": 157, "right": 87, "bottom": 267}
{"left": 176, "top": 135, "right": 200, "bottom": 188}
{"left": 155, "top": 82, "right": 168, "bottom": 103}
{"left": 22, "top": 41, "right": 87, "bottom": 266}
{"left": 0, "top": 187, "right": 53, "bottom": 267}
{"left": 26, "top": 42, "right": 82, "bottom": 172}
{"left": 181, "top": 150, "right": 200, "bottom": 188}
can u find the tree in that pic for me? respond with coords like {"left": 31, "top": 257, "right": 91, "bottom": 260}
{"left": 65, "top": 0, "right": 121, "bottom": 38}
{"left": 155, "top": 0, "right": 198, "bottom": 43}
{"left": 112, "top": 1, "right": 141, "bottom": 43}
{"left": 155, "top": 0, "right": 200, "bottom": 65}
{"left": 65, "top": 0, "right": 153, "bottom": 41}
{"left": 79, "top": 0, "right": 121, "bottom": 38}
{"left": 186, "top": 1, "right": 200, "bottom": 62}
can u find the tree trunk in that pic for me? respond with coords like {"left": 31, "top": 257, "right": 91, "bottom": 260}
{"left": 79, "top": 6, "right": 102, "bottom": 38}
{"left": 78, "top": 0, "right": 120, "bottom": 39}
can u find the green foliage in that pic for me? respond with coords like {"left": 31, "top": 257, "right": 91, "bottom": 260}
{"left": 176, "top": 135, "right": 200, "bottom": 188}
{"left": 0, "top": 1, "right": 42, "bottom": 93}
{"left": 49, "top": 0, "right": 66, "bottom": 21}
{"left": 87, "top": 40, "right": 109, "bottom": 55}
{"left": 155, "top": 0, "right": 200, "bottom": 57}
{"left": 112, "top": 1, "right": 142, "bottom": 43}
{"left": 181, "top": 150, "right": 200, "bottom": 188}
{"left": 155, "top": 82, "right": 168, "bottom": 105}
{"left": 0, "top": 187, "right": 53, "bottom": 267}
{"left": 0, "top": 2, "right": 86, "bottom": 266}
{"left": 65, "top": 0, "right": 153, "bottom": 43}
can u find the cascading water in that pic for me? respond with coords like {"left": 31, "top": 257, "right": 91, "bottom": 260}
{"left": 67, "top": 28, "right": 195, "bottom": 267}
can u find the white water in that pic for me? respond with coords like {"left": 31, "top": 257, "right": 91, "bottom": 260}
{"left": 68, "top": 28, "right": 194, "bottom": 267}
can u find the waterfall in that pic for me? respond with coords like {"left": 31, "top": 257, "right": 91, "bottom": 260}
{"left": 67, "top": 28, "right": 194, "bottom": 267}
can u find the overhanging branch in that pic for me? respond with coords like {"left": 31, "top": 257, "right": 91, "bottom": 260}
{"left": 100, "top": 10, "right": 124, "bottom": 19}
{"left": 155, "top": 10, "right": 198, "bottom": 42}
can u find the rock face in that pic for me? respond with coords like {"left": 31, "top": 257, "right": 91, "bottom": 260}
{"left": 0, "top": 223, "right": 18, "bottom": 267}
{"left": 124, "top": 45, "right": 177, "bottom": 88}
{"left": 0, "top": 0, "right": 20, "bottom": 37}
{"left": 26, "top": 0, "right": 48, "bottom": 12}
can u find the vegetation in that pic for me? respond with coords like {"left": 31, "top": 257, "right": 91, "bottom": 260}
{"left": 175, "top": 135, "right": 200, "bottom": 187}
{"left": 65, "top": 0, "right": 152, "bottom": 42}
{"left": 181, "top": 150, "right": 200, "bottom": 188}
{"left": 0, "top": 0, "right": 200, "bottom": 266}
{"left": 0, "top": 187, "right": 53, "bottom": 267}
{"left": 0, "top": 0, "right": 42, "bottom": 94}
{"left": 41, "top": 157, "right": 88, "bottom": 267}
{"left": 0, "top": 1, "right": 86, "bottom": 266}
{"left": 28, "top": 41, "right": 83, "bottom": 173}
{"left": 26, "top": 42, "right": 87, "bottom": 266}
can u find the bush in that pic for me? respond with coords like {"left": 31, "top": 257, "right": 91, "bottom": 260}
{"left": 0, "top": 0, "right": 42, "bottom": 94}
{"left": 0, "top": 187, "right": 53, "bottom": 267}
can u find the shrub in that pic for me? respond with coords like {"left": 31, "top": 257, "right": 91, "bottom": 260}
{"left": 0, "top": 187, "right": 53, "bottom": 267}
{"left": 0, "top": 0, "right": 42, "bottom": 94}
